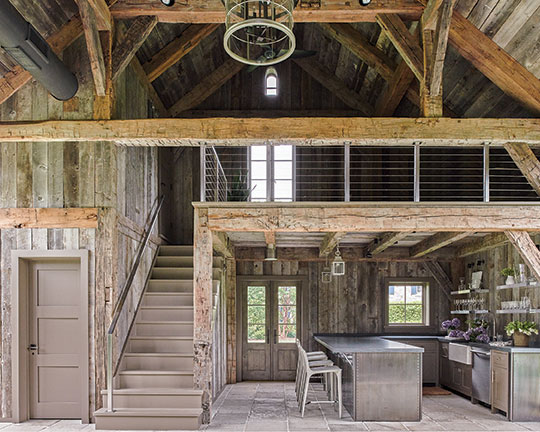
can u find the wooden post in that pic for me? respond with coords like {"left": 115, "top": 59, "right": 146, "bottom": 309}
{"left": 225, "top": 258, "right": 237, "bottom": 384}
{"left": 193, "top": 208, "right": 213, "bottom": 423}
{"left": 504, "top": 231, "right": 540, "bottom": 282}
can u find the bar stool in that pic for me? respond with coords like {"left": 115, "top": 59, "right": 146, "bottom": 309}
{"left": 297, "top": 345, "right": 342, "bottom": 418}
{"left": 295, "top": 340, "right": 332, "bottom": 399}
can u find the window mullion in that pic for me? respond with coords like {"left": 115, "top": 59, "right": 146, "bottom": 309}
{"left": 268, "top": 145, "right": 273, "bottom": 201}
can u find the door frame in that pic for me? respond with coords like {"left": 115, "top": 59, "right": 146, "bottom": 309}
{"left": 11, "top": 250, "right": 89, "bottom": 423}
{"left": 236, "top": 275, "right": 307, "bottom": 382}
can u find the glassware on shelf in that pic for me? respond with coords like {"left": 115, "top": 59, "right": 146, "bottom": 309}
{"left": 458, "top": 277, "right": 466, "bottom": 291}
{"left": 519, "top": 264, "right": 527, "bottom": 284}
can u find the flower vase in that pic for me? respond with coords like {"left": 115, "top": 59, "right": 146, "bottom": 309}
{"left": 506, "top": 275, "right": 515, "bottom": 285}
{"left": 513, "top": 331, "right": 530, "bottom": 347}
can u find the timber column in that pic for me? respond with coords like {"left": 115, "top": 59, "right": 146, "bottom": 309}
{"left": 193, "top": 207, "right": 213, "bottom": 423}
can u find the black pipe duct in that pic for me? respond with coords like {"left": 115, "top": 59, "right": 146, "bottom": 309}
{"left": 0, "top": 0, "right": 78, "bottom": 100}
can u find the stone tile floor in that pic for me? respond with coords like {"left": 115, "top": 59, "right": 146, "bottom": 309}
{"left": 3, "top": 382, "right": 540, "bottom": 432}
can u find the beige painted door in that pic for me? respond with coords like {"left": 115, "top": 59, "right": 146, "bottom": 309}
{"left": 29, "top": 262, "right": 83, "bottom": 419}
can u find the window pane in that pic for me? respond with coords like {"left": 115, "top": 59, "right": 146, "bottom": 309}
{"left": 275, "top": 180, "right": 292, "bottom": 199}
{"left": 408, "top": 285, "right": 422, "bottom": 302}
{"left": 247, "top": 306, "right": 265, "bottom": 324}
{"left": 251, "top": 161, "right": 267, "bottom": 179}
{"left": 405, "top": 304, "right": 423, "bottom": 323}
{"left": 278, "top": 286, "right": 296, "bottom": 305}
{"left": 279, "top": 324, "right": 296, "bottom": 343}
{"left": 388, "top": 285, "right": 404, "bottom": 303}
{"left": 388, "top": 283, "right": 424, "bottom": 325}
{"left": 274, "top": 161, "right": 292, "bottom": 179}
{"left": 247, "top": 286, "right": 265, "bottom": 305}
{"left": 251, "top": 180, "right": 267, "bottom": 200}
{"left": 278, "top": 306, "right": 296, "bottom": 324}
{"left": 388, "top": 304, "right": 406, "bottom": 324}
{"left": 251, "top": 146, "right": 267, "bottom": 160}
{"left": 274, "top": 145, "right": 292, "bottom": 160}
{"left": 248, "top": 325, "right": 266, "bottom": 343}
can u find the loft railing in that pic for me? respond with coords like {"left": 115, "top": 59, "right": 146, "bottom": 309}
{"left": 106, "top": 195, "right": 165, "bottom": 413}
{"left": 200, "top": 144, "right": 540, "bottom": 203}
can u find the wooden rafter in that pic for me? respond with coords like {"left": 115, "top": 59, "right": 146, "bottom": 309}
{"left": 364, "top": 231, "right": 410, "bottom": 256}
{"left": 143, "top": 24, "right": 220, "bottom": 82}
{"left": 319, "top": 232, "right": 346, "bottom": 257}
{"left": 170, "top": 59, "right": 244, "bottom": 116}
{"left": 0, "top": 18, "right": 84, "bottom": 105}
{"left": 0, "top": 208, "right": 98, "bottom": 229}
{"left": 110, "top": 0, "right": 424, "bottom": 23}
{"left": 112, "top": 16, "right": 158, "bottom": 81}
{"left": 293, "top": 57, "right": 372, "bottom": 115}
{"left": 454, "top": 232, "right": 508, "bottom": 258}
{"left": 374, "top": 58, "right": 415, "bottom": 116}
{"left": 3, "top": 117, "right": 540, "bottom": 145}
{"left": 212, "top": 231, "right": 234, "bottom": 258}
{"left": 376, "top": 14, "right": 423, "bottom": 82}
{"left": 503, "top": 142, "right": 540, "bottom": 197}
{"left": 87, "top": 0, "right": 112, "bottom": 31}
{"left": 505, "top": 231, "right": 540, "bottom": 282}
{"left": 410, "top": 231, "right": 469, "bottom": 258}
{"left": 423, "top": 261, "right": 452, "bottom": 302}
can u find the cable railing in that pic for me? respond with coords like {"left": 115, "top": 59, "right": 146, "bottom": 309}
{"left": 106, "top": 195, "right": 164, "bottom": 413}
{"left": 200, "top": 144, "right": 540, "bottom": 202}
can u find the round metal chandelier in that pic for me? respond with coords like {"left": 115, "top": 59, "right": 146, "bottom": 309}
{"left": 223, "top": 0, "right": 296, "bottom": 66}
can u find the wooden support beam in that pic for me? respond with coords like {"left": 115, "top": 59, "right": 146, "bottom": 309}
{"left": 421, "top": 0, "right": 443, "bottom": 31}
{"left": 110, "top": 0, "right": 425, "bottom": 23}
{"left": 423, "top": 260, "right": 452, "bottom": 302}
{"left": 225, "top": 258, "right": 237, "bottom": 384}
{"left": 319, "top": 232, "right": 346, "bottom": 257}
{"left": 0, "top": 18, "right": 84, "bottom": 105}
{"left": 143, "top": 24, "right": 220, "bottom": 82}
{"left": 112, "top": 16, "right": 158, "bottom": 81}
{"left": 376, "top": 14, "right": 423, "bottom": 82}
{"left": 364, "top": 231, "right": 411, "bottom": 256}
{"left": 410, "top": 231, "right": 469, "bottom": 258}
{"left": 504, "top": 231, "right": 540, "bottom": 282}
{"left": 87, "top": 0, "right": 113, "bottom": 31}
{"left": 197, "top": 203, "right": 540, "bottom": 233}
{"left": 76, "top": 0, "right": 108, "bottom": 96}
{"left": 374, "top": 59, "right": 415, "bottom": 116}
{"left": 448, "top": 11, "right": 540, "bottom": 116}
{"left": 293, "top": 57, "right": 372, "bottom": 115}
{"left": 212, "top": 231, "right": 234, "bottom": 259}
{"left": 193, "top": 208, "right": 213, "bottom": 423}
{"left": 170, "top": 59, "right": 244, "bottom": 116}
{"left": 503, "top": 142, "right": 540, "bottom": 197}
{"left": 454, "top": 232, "right": 509, "bottom": 258}
{"left": 129, "top": 57, "right": 169, "bottom": 117}
{"left": 0, "top": 208, "right": 98, "bottom": 229}
{"left": 264, "top": 231, "right": 276, "bottom": 246}
{"left": 3, "top": 118, "right": 540, "bottom": 145}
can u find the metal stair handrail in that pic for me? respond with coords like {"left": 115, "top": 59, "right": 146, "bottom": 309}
{"left": 106, "top": 195, "right": 165, "bottom": 412}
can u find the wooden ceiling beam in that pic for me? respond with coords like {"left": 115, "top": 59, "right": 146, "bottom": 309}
{"left": 503, "top": 142, "right": 540, "bottom": 197}
{"left": 170, "top": 58, "right": 244, "bottom": 116}
{"left": 364, "top": 231, "right": 411, "bottom": 256}
{"left": 410, "top": 231, "right": 469, "bottom": 258}
{"left": 374, "top": 56, "right": 415, "bottom": 116}
{"left": 505, "top": 231, "right": 540, "bottom": 282}
{"left": 423, "top": 261, "right": 452, "bottom": 302}
{"left": 293, "top": 57, "right": 372, "bottom": 115}
{"left": 143, "top": 24, "right": 220, "bottom": 82}
{"left": 112, "top": 16, "right": 158, "bottom": 81}
{"left": 319, "top": 232, "right": 346, "bottom": 257}
{"left": 213, "top": 231, "right": 234, "bottom": 258}
{"left": 110, "top": 0, "right": 424, "bottom": 23}
{"left": 3, "top": 117, "right": 540, "bottom": 145}
{"left": 0, "top": 208, "right": 98, "bottom": 229}
{"left": 454, "top": 232, "right": 508, "bottom": 258}
{"left": 376, "top": 13, "right": 423, "bottom": 82}
{"left": 448, "top": 11, "right": 540, "bottom": 116}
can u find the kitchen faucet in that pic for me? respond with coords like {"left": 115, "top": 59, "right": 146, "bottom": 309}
{"left": 481, "top": 311, "right": 496, "bottom": 340}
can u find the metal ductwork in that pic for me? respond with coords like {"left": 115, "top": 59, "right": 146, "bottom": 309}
{"left": 0, "top": 0, "right": 78, "bottom": 100}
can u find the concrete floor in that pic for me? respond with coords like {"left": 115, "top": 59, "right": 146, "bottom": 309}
{"left": 3, "top": 382, "right": 540, "bottom": 432}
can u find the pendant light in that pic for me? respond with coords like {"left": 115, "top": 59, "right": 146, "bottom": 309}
{"left": 265, "top": 243, "right": 277, "bottom": 261}
{"left": 321, "top": 255, "right": 332, "bottom": 283}
{"left": 331, "top": 244, "right": 345, "bottom": 276}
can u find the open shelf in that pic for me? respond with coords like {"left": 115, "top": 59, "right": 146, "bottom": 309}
{"left": 496, "top": 309, "right": 540, "bottom": 314}
{"left": 451, "top": 309, "right": 489, "bottom": 315}
{"left": 450, "top": 289, "right": 490, "bottom": 295}
{"left": 496, "top": 282, "right": 539, "bottom": 290}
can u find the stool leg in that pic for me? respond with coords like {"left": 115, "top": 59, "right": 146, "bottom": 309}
{"left": 301, "top": 371, "right": 311, "bottom": 417}
{"left": 336, "top": 370, "right": 342, "bottom": 419}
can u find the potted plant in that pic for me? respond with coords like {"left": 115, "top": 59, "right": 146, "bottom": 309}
{"left": 505, "top": 320, "right": 538, "bottom": 347}
{"left": 227, "top": 171, "right": 253, "bottom": 201}
{"left": 441, "top": 318, "right": 464, "bottom": 339}
{"left": 501, "top": 267, "right": 516, "bottom": 285}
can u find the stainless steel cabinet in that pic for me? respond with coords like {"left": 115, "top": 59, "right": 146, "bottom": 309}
{"left": 388, "top": 339, "right": 439, "bottom": 384}
{"left": 491, "top": 350, "right": 509, "bottom": 414}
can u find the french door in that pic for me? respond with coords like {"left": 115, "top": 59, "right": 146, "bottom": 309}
{"left": 241, "top": 280, "right": 300, "bottom": 380}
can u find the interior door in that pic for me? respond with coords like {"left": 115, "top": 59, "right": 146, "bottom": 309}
{"left": 29, "top": 261, "right": 83, "bottom": 419}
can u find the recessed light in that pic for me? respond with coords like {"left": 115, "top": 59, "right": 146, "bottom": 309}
{"left": 160, "top": 0, "right": 175, "bottom": 6}
{"left": 359, "top": 0, "right": 371, "bottom": 5}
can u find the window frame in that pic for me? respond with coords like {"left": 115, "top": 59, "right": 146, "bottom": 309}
{"left": 385, "top": 279, "right": 430, "bottom": 328}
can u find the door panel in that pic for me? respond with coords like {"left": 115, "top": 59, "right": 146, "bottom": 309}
{"left": 272, "top": 284, "right": 299, "bottom": 380}
{"left": 30, "top": 262, "right": 82, "bottom": 419}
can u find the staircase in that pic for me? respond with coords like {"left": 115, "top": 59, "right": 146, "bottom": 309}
{"left": 95, "top": 245, "right": 221, "bottom": 430}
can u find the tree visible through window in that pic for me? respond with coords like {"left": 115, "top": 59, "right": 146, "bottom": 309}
{"left": 278, "top": 286, "right": 296, "bottom": 343}
{"left": 247, "top": 286, "right": 266, "bottom": 343}
{"left": 387, "top": 283, "right": 426, "bottom": 325}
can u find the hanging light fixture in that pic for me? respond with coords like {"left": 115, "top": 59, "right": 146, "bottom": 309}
{"left": 321, "top": 255, "right": 332, "bottom": 283}
{"left": 265, "top": 66, "right": 278, "bottom": 96}
{"left": 223, "top": 0, "right": 296, "bottom": 66}
{"left": 265, "top": 243, "right": 277, "bottom": 261}
{"left": 331, "top": 244, "right": 345, "bottom": 276}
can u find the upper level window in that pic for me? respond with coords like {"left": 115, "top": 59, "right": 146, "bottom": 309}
{"left": 249, "top": 145, "right": 294, "bottom": 202}
{"left": 387, "top": 281, "right": 428, "bottom": 326}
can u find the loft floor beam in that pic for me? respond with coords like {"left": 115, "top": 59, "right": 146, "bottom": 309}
{"left": 364, "top": 231, "right": 410, "bottom": 256}
{"left": 410, "top": 231, "right": 469, "bottom": 258}
{"left": 319, "top": 232, "right": 346, "bottom": 257}
{"left": 454, "top": 232, "right": 509, "bottom": 258}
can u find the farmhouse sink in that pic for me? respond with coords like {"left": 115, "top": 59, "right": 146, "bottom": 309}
{"left": 449, "top": 342, "right": 472, "bottom": 364}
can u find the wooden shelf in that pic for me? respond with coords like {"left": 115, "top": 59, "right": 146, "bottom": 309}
{"left": 450, "top": 289, "right": 490, "bottom": 295}
{"left": 450, "top": 310, "right": 489, "bottom": 315}
{"left": 496, "top": 309, "right": 540, "bottom": 314}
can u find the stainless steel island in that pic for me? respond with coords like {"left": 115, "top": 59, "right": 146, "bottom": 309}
{"left": 315, "top": 335, "right": 424, "bottom": 422}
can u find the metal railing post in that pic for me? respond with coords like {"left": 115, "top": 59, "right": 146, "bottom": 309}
{"left": 344, "top": 142, "right": 350, "bottom": 202}
{"left": 200, "top": 144, "right": 206, "bottom": 202}
{"left": 413, "top": 143, "right": 420, "bottom": 202}
{"left": 483, "top": 143, "right": 490, "bottom": 203}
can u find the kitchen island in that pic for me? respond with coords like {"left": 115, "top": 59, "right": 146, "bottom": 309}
{"left": 315, "top": 335, "right": 424, "bottom": 422}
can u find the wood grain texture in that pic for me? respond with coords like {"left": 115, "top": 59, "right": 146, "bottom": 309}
{"left": 410, "top": 231, "right": 469, "bottom": 258}
{"left": 503, "top": 142, "right": 540, "bottom": 196}
{"left": 213, "top": 231, "right": 234, "bottom": 258}
{"left": 375, "top": 60, "right": 415, "bottom": 116}
{"left": 0, "top": 208, "right": 98, "bottom": 228}
{"left": 319, "top": 232, "right": 346, "bottom": 257}
{"left": 364, "top": 231, "right": 411, "bottom": 256}
{"left": 455, "top": 232, "right": 509, "bottom": 258}
{"left": 225, "top": 258, "right": 236, "bottom": 384}
{"left": 504, "top": 231, "right": 540, "bottom": 282}
{"left": 423, "top": 261, "right": 452, "bottom": 302}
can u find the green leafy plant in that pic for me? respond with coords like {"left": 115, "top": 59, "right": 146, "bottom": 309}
{"left": 505, "top": 320, "right": 539, "bottom": 336}
{"left": 501, "top": 267, "right": 515, "bottom": 277}
{"left": 467, "top": 318, "right": 489, "bottom": 329}
{"left": 227, "top": 170, "right": 253, "bottom": 201}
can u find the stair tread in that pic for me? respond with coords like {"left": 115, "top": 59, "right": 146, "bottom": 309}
{"left": 130, "top": 336, "right": 193, "bottom": 340}
{"left": 140, "top": 305, "right": 193, "bottom": 309}
{"left": 124, "top": 353, "right": 193, "bottom": 357}
{"left": 136, "top": 320, "right": 193, "bottom": 324}
{"left": 94, "top": 407, "right": 202, "bottom": 417}
{"left": 101, "top": 388, "right": 203, "bottom": 395}
{"left": 119, "top": 370, "right": 193, "bottom": 375}
{"left": 145, "top": 292, "right": 192, "bottom": 296}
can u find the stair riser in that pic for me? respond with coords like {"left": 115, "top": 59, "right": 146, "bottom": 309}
{"left": 143, "top": 294, "right": 193, "bottom": 307}
{"left": 140, "top": 308, "right": 193, "bottom": 321}
{"left": 135, "top": 323, "right": 193, "bottom": 337}
{"left": 147, "top": 280, "right": 219, "bottom": 293}
{"left": 119, "top": 374, "right": 194, "bottom": 389}
{"left": 158, "top": 246, "right": 194, "bottom": 256}
{"left": 151, "top": 268, "right": 221, "bottom": 280}
{"left": 129, "top": 339, "right": 193, "bottom": 353}
{"left": 122, "top": 356, "right": 193, "bottom": 371}
{"left": 155, "top": 256, "right": 223, "bottom": 268}
{"left": 95, "top": 414, "right": 201, "bottom": 430}
{"left": 101, "top": 393, "right": 201, "bottom": 409}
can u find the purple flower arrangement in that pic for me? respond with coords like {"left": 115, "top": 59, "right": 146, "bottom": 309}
{"left": 441, "top": 317, "right": 490, "bottom": 343}
{"left": 441, "top": 318, "right": 461, "bottom": 331}
{"left": 464, "top": 326, "right": 490, "bottom": 343}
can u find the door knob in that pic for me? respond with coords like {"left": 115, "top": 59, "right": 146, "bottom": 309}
{"left": 28, "top": 344, "right": 38, "bottom": 351}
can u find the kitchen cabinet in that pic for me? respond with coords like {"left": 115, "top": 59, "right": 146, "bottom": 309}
{"left": 439, "top": 341, "right": 471, "bottom": 397}
{"left": 491, "top": 350, "right": 509, "bottom": 414}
